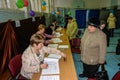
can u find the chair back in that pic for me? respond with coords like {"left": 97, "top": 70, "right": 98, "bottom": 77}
{"left": 8, "top": 54, "right": 22, "bottom": 78}
{"left": 112, "top": 71, "right": 120, "bottom": 80}
{"left": 70, "top": 38, "right": 81, "bottom": 47}
{"left": 70, "top": 38, "right": 81, "bottom": 54}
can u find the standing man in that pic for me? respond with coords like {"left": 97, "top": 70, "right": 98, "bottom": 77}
{"left": 79, "top": 18, "right": 107, "bottom": 79}
{"left": 66, "top": 17, "right": 78, "bottom": 40}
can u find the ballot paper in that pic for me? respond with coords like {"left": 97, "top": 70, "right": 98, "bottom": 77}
{"left": 41, "top": 58, "right": 60, "bottom": 75}
{"left": 56, "top": 27, "right": 62, "bottom": 31}
{"left": 58, "top": 45, "right": 69, "bottom": 48}
{"left": 47, "top": 44, "right": 58, "bottom": 49}
{"left": 55, "top": 32, "right": 62, "bottom": 37}
{"left": 51, "top": 38, "right": 62, "bottom": 43}
{"left": 39, "top": 75, "right": 60, "bottom": 80}
{"left": 47, "top": 54, "right": 61, "bottom": 59}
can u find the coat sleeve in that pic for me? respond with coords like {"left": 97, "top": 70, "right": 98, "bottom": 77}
{"left": 70, "top": 22, "right": 78, "bottom": 37}
{"left": 99, "top": 34, "right": 107, "bottom": 64}
{"left": 42, "top": 46, "right": 62, "bottom": 55}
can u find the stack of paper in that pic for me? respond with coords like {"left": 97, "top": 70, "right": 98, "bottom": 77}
{"left": 55, "top": 32, "right": 63, "bottom": 37}
{"left": 58, "top": 45, "right": 69, "bottom": 48}
{"left": 47, "top": 54, "right": 61, "bottom": 59}
{"left": 40, "top": 75, "right": 59, "bottom": 80}
{"left": 51, "top": 38, "right": 62, "bottom": 43}
{"left": 41, "top": 58, "right": 60, "bottom": 75}
{"left": 56, "top": 27, "right": 62, "bottom": 31}
{"left": 47, "top": 44, "right": 58, "bottom": 49}
{"left": 40, "top": 56, "right": 61, "bottom": 80}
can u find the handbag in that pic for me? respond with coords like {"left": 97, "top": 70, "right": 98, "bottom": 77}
{"left": 94, "top": 64, "right": 109, "bottom": 80}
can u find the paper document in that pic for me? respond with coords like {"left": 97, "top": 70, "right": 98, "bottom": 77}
{"left": 47, "top": 44, "right": 58, "bottom": 49}
{"left": 15, "top": 20, "right": 20, "bottom": 27}
{"left": 55, "top": 32, "right": 63, "bottom": 37}
{"left": 40, "top": 75, "right": 60, "bottom": 80}
{"left": 47, "top": 54, "right": 61, "bottom": 59}
{"left": 56, "top": 27, "right": 62, "bottom": 31}
{"left": 41, "top": 58, "right": 60, "bottom": 75}
{"left": 51, "top": 38, "right": 62, "bottom": 43}
{"left": 58, "top": 45, "right": 69, "bottom": 48}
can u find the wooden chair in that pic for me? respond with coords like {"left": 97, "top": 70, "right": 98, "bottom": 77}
{"left": 70, "top": 38, "right": 81, "bottom": 54}
{"left": 112, "top": 71, "right": 120, "bottom": 80}
{"left": 8, "top": 54, "right": 28, "bottom": 80}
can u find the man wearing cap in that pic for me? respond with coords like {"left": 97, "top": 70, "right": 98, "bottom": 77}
{"left": 79, "top": 18, "right": 107, "bottom": 79}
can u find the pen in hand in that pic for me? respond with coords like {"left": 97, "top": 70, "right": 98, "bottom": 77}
{"left": 63, "top": 57, "right": 66, "bottom": 61}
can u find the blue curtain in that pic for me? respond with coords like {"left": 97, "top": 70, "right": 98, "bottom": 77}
{"left": 75, "top": 10, "right": 100, "bottom": 29}
{"left": 75, "top": 10, "right": 86, "bottom": 29}
{"left": 88, "top": 10, "right": 100, "bottom": 19}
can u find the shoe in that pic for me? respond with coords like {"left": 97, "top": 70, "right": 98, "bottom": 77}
{"left": 79, "top": 74, "right": 86, "bottom": 78}
{"left": 104, "top": 61, "right": 107, "bottom": 64}
{"left": 118, "top": 63, "right": 120, "bottom": 66}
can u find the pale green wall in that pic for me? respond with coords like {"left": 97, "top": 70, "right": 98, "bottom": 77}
{"left": 0, "top": 0, "right": 119, "bottom": 23}
{"left": 0, "top": 9, "right": 25, "bottom": 22}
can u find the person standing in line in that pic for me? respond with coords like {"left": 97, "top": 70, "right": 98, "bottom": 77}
{"left": 99, "top": 20, "right": 110, "bottom": 47}
{"left": 107, "top": 13, "right": 117, "bottom": 37}
{"left": 79, "top": 18, "right": 107, "bottom": 79}
{"left": 66, "top": 17, "right": 78, "bottom": 40}
{"left": 20, "top": 34, "right": 66, "bottom": 79}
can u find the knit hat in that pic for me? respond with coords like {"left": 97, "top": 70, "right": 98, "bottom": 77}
{"left": 88, "top": 18, "right": 100, "bottom": 27}
{"left": 68, "top": 17, "right": 73, "bottom": 20}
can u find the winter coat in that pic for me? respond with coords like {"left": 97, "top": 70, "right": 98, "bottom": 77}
{"left": 81, "top": 28, "right": 107, "bottom": 65}
{"left": 107, "top": 13, "right": 116, "bottom": 29}
{"left": 66, "top": 19, "right": 78, "bottom": 40}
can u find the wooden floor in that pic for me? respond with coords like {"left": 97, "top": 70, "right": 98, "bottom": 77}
{"left": 0, "top": 69, "right": 11, "bottom": 80}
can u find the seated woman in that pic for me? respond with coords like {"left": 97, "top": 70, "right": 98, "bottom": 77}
{"left": 36, "top": 24, "right": 56, "bottom": 45}
{"left": 45, "top": 24, "right": 54, "bottom": 35}
{"left": 20, "top": 34, "right": 66, "bottom": 79}
{"left": 50, "top": 19, "right": 60, "bottom": 32}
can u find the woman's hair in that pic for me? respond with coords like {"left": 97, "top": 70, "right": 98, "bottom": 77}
{"left": 52, "top": 19, "right": 57, "bottom": 23}
{"left": 118, "top": 39, "right": 120, "bottom": 43}
{"left": 38, "top": 24, "right": 46, "bottom": 30}
{"left": 68, "top": 16, "right": 73, "bottom": 20}
{"left": 30, "top": 33, "right": 45, "bottom": 46}
{"left": 48, "top": 24, "right": 54, "bottom": 28}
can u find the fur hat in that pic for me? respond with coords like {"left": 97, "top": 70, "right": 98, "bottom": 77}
{"left": 88, "top": 18, "right": 100, "bottom": 27}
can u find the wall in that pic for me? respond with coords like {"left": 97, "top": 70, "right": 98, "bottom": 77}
{"left": 55, "top": 0, "right": 74, "bottom": 8}
{"left": 0, "top": 9, "right": 25, "bottom": 23}
{"left": 55, "top": 0, "right": 112, "bottom": 9}
{"left": 84, "top": 0, "right": 111, "bottom": 9}
{"left": 118, "top": 0, "right": 120, "bottom": 5}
